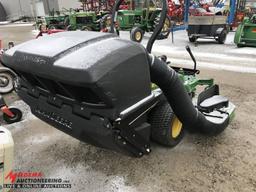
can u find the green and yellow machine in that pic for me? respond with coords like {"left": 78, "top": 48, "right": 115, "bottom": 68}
{"left": 36, "top": 9, "right": 110, "bottom": 32}
{"left": 234, "top": 14, "right": 256, "bottom": 47}
{"left": 65, "top": 11, "right": 109, "bottom": 31}
{"left": 116, "top": 0, "right": 171, "bottom": 42}
{"left": 36, "top": 15, "right": 67, "bottom": 30}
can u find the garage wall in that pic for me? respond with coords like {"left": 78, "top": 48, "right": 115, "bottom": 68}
{"left": 42, "top": 0, "right": 59, "bottom": 15}
{"left": 0, "top": 0, "right": 32, "bottom": 20}
{"left": 0, "top": 0, "right": 82, "bottom": 20}
{"left": 57, "top": 0, "right": 81, "bottom": 10}
{"left": 0, "top": 2, "right": 6, "bottom": 21}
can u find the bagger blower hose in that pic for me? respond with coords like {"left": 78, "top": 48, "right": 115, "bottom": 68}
{"left": 150, "top": 56, "right": 230, "bottom": 136}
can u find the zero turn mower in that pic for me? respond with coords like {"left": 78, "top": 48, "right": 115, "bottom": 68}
{"left": 1, "top": 0, "right": 235, "bottom": 157}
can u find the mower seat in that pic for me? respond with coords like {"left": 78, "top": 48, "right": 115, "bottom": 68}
{"left": 199, "top": 95, "right": 229, "bottom": 113}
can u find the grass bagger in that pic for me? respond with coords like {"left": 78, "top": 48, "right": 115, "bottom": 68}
{"left": 234, "top": 14, "right": 256, "bottom": 47}
{"left": 0, "top": 0, "right": 235, "bottom": 157}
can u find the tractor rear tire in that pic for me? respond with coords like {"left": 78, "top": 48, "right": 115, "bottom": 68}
{"left": 66, "top": 25, "right": 73, "bottom": 31}
{"left": 64, "top": 16, "right": 70, "bottom": 28}
{"left": 130, "top": 27, "right": 144, "bottom": 42}
{"left": 217, "top": 30, "right": 227, "bottom": 44}
{"left": 81, "top": 26, "right": 92, "bottom": 31}
{"left": 154, "top": 15, "right": 171, "bottom": 40}
{"left": 48, "top": 25, "right": 56, "bottom": 30}
{"left": 149, "top": 102, "right": 185, "bottom": 147}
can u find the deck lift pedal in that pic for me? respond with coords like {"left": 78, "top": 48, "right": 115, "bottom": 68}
{"left": 1, "top": 0, "right": 235, "bottom": 157}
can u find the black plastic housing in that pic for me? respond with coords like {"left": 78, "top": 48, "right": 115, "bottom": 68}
{"left": 2, "top": 31, "right": 153, "bottom": 156}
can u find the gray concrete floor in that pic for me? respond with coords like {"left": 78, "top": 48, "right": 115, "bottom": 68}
{"left": 1, "top": 24, "right": 256, "bottom": 192}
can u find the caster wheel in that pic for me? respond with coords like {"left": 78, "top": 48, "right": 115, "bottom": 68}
{"left": 3, "top": 107, "right": 22, "bottom": 124}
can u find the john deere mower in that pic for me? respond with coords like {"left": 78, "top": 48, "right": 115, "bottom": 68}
{"left": 116, "top": 0, "right": 171, "bottom": 42}
{"left": 234, "top": 14, "right": 256, "bottom": 47}
{"left": 1, "top": 0, "right": 235, "bottom": 157}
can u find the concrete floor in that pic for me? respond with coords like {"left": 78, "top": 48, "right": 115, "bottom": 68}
{"left": 1, "top": 24, "right": 256, "bottom": 192}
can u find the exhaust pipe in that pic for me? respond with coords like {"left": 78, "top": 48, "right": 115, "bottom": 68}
{"left": 150, "top": 56, "right": 230, "bottom": 136}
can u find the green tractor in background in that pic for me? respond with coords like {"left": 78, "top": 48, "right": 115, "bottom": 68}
{"left": 36, "top": 15, "right": 67, "bottom": 30}
{"left": 65, "top": 11, "right": 110, "bottom": 31}
{"left": 36, "top": 9, "right": 110, "bottom": 32}
{"left": 35, "top": 9, "right": 72, "bottom": 30}
{"left": 234, "top": 14, "right": 256, "bottom": 47}
{"left": 117, "top": 0, "right": 172, "bottom": 42}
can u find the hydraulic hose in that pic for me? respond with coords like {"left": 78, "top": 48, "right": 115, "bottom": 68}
{"left": 150, "top": 56, "right": 230, "bottom": 136}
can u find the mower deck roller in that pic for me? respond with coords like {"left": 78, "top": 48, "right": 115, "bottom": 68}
{"left": 1, "top": 31, "right": 235, "bottom": 157}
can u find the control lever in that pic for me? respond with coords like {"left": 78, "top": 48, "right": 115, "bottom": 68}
{"left": 186, "top": 45, "right": 197, "bottom": 73}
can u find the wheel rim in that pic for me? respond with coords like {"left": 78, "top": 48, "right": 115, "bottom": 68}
{"left": 171, "top": 117, "right": 182, "bottom": 138}
{"left": 0, "top": 76, "right": 9, "bottom": 87}
{"left": 161, "top": 19, "right": 170, "bottom": 35}
{"left": 135, "top": 31, "right": 142, "bottom": 41}
{"left": 106, "top": 18, "right": 111, "bottom": 27}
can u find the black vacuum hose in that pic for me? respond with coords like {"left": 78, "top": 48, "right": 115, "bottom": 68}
{"left": 150, "top": 56, "right": 230, "bottom": 136}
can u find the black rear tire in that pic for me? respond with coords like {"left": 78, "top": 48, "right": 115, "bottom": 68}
{"left": 48, "top": 25, "right": 56, "bottom": 30}
{"left": 189, "top": 36, "right": 197, "bottom": 42}
{"left": 154, "top": 15, "right": 171, "bottom": 40}
{"left": 159, "top": 16, "right": 171, "bottom": 40}
{"left": 130, "top": 27, "right": 144, "bottom": 42}
{"left": 149, "top": 102, "right": 185, "bottom": 147}
{"left": 3, "top": 107, "right": 22, "bottom": 124}
{"left": 217, "top": 30, "right": 227, "bottom": 44}
{"left": 81, "top": 26, "right": 92, "bottom": 31}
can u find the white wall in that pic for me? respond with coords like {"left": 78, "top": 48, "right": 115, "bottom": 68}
{"left": 57, "top": 0, "right": 81, "bottom": 10}
{"left": 0, "top": 0, "right": 82, "bottom": 20}
{"left": 0, "top": 0, "right": 33, "bottom": 20}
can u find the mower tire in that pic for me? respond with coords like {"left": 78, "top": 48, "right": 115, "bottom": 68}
{"left": 3, "top": 107, "right": 22, "bottom": 124}
{"left": 149, "top": 102, "right": 184, "bottom": 147}
{"left": 130, "top": 27, "right": 144, "bottom": 42}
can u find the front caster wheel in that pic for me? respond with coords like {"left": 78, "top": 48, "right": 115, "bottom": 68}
{"left": 3, "top": 107, "right": 22, "bottom": 124}
{"left": 149, "top": 102, "right": 185, "bottom": 147}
